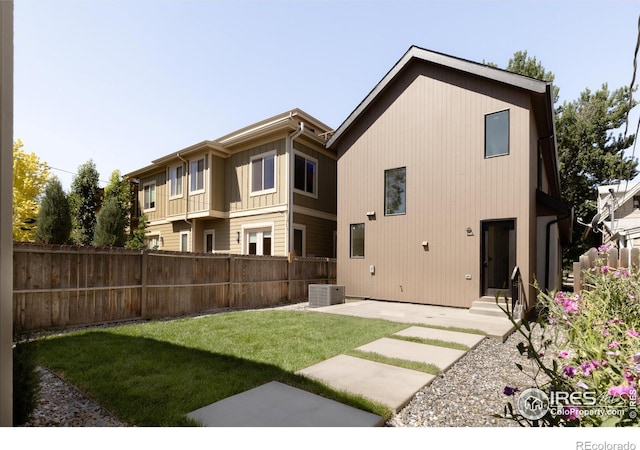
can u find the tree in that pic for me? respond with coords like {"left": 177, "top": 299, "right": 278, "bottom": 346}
{"left": 103, "top": 170, "right": 132, "bottom": 233}
{"left": 34, "top": 178, "right": 72, "bottom": 244}
{"left": 12, "top": 140, "right": 50, "bottom": 241}
{"left": 93, "top": 196, "right": 127, "bottom": 247}
{"left": 126, "top": 215, "right": 148, "bottom": 249}
{"left": 500, "top": 51, "right": 637, "bottom": 266}
{"left": 69, "top": 160, "right": 101, "bottom": 245}
{"left": 556, "top": 84, "right": 637, "bottom": 264}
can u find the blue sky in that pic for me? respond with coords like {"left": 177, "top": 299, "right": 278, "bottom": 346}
{"left": 14, "top": 0, "right": 640, "bottom": 190}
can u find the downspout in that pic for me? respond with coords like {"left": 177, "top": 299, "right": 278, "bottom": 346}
{"left": 176, "top": 153, "right": 194, "bottom": 251}
{"left": 287, "top": 121, "right": 304, "bottom": 259}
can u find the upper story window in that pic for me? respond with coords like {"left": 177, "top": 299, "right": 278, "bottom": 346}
{"left": 251, "top": 151, "right": 276, "bottom": 195}
{"left": 143, "top": 182, "right": 156, "bottom": 211}
{"left": 170, "top": 164, "right": 183, "bottom": 198}
{"left": 485, "top": 109, "right": 510, "bottom": 158}
{"left": 190, "top": 157, "right": 205, "bottom": 194}
{"left": 385, "top": 167, "right": 406, "bottom": 215}
{"left": 294, "top": 153, "right": 318, "bottom": 197}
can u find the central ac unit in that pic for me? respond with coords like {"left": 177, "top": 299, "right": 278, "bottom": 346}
{"left": 308, "top": 284, "right": 345, "bottom": 308}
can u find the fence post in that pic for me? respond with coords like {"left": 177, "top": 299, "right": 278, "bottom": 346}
{"left": 573, "top": 261, "right": 582, "bottom": 294}
{"left": 287, "top": 255, "right": 293, "bottom": 302}
{"left": 632, "top": 248, "right": 640, "bottom": 271}
{"left": 141, "top": 250, "right": 148, "bottom": 319}
{"left": 620, "top": 247, "right": 630, "bottom": 269}
{"left": 608, "top": 248, "right": 619, "bottom": 268}
{"left": 228, "top": 254, "right": 234, "bottom": 308}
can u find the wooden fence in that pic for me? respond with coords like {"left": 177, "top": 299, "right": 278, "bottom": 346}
{"left": 13, "top": 242, "right": 336, "bottom": 332}
{"left": 572, "top": 246, "right": 640, "bottom": 293}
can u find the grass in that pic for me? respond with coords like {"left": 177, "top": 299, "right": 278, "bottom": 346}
{"left": 345, "top": 350, "right": 440, "bottom": 374}
{"left": 389, "top": 335, "right": 470, "bottom": 351}
{"left": 31, "top": 310, "right": 411, "bottom": 426}
{"left": 29, "top": 310, "right": 487, "bottom": 426}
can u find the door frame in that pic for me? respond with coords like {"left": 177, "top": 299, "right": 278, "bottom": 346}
{"left": 480, "top": 219, "right": 516, "bottom": 298}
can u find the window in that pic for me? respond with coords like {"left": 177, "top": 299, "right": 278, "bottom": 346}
{"left": 246, "top": 229, "right": 272, "bottom": 256}
{"left": 485, "top": 110, "right": 509, "bottom": 158}
{"left": 204, "top": 230, "right": 215, "bottom": 253}
{"left": 294, "top": 154, "right": 317, "bottom": 196}
{"left": 190, "top": 158, "right": 205, "bottom": 193}
{"left": 293, "top": 226, "right": 305, "bottom": 257}
{"left": 385, "top": 167, "right": 406, "bottom": 215}
{"left": 146, "top": 235, "right": 161, "bottom": 250}
{"left": 170, "top": 165, "right": 183, "bottom": 198}
{"left": 251, "top": 152, "right": 276, "bottom": 194}
{"left": 143, "top": 182, "right": 156, "bottom": 211}
{"left": 350, "top": 223, "right": 365, "bottom": 258}
{"left": 180, "top": 231, "right": 190, "bottom": 252}
{"left": 634, "top": 195, "right": 640, "bottom": 209}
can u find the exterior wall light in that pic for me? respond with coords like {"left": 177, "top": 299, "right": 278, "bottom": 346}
{"left": 466, "top": 227, "right": 473, "bottom": 236}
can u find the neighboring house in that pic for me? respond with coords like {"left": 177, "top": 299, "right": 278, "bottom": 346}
{"left": 326, "top": 46, "right": 571, "bottom": 309}
{"left": 596, "top": 182, "right": 640, "bottom": 248}
{"left": 125, "top": 109, "right": 337, "bottom": 257}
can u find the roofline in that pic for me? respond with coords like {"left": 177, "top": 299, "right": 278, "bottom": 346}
{"left": 327, "top": 45, "right": 551, "bottom": 148}
{"left": 600, "top": 181, "right": 640, "bottom": 220}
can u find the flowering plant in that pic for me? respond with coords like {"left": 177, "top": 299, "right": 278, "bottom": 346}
{"left": 497, "top": 245, "right": 639, "bottom": 426}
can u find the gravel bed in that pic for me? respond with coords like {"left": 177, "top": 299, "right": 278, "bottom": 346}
{"left": 19, "top": 303, "right": 548, "bottom": 427}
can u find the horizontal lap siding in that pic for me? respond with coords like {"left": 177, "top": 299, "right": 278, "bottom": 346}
{"left": 337, "top": 61, "right": 534, "bottom": 307}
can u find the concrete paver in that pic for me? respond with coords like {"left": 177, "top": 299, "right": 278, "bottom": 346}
{"left": 187, "top": 381, "right": 384, "bottom": 427}
{"left": 297, "top": 354, "right": 435, "bottom": 412}
{"left": 356, "top": 337, "right": 467, "bottom": 371}
{"left": 394, "top": 325, "right": 486, "bottom": 349}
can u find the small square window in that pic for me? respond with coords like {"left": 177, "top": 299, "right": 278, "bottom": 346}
{"left": 485, "top": 110, "right": 509, "bottom": 158}
{"left": 350, "top": 223, "right": 365, "bottom": 258}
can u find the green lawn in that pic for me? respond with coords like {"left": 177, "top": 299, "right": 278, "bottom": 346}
{"left": 29, "top": 309, "right": 483, "bottom": 426}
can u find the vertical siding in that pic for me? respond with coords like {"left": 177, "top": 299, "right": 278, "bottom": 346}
{"left": 139, "top": 171, "right": 167, "bottom": 222}
{"left": 293, "top": 213, "right": 336, "bottom": 257}
{"left": 337, "top": 61, "right": 535, "bottom": 307}
{"left": 293, "top": 142, "right": 338, "bottom": 214}
{"left": 226, "top": 138, "right": 288, "bottom": 212}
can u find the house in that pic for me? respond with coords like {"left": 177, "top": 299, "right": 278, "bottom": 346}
{"left": 125, "top": 109, "right": 337, "bottom": 258}
{"left": 596, "top": 182, "right": 640, "bottom": 248}
{"left": 326, "top": 46, "right": 571, "bottom": 309}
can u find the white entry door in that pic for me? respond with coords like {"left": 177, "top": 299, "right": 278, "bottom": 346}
{"left": 245, "top": 228, "right": 272, "bottom": 256}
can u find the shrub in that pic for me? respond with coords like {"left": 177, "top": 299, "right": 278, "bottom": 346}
{"left": 498, "top": 245, "right": 639, "bottom": 427}
{"left": 13, "top": 342, "right": 41, "bottom": 426}
{"left": 34, "top": 178, "right": 72, "bottom": 244}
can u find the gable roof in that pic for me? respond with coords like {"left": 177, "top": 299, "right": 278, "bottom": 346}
{"left": 327, "top": 46, "right": 556, "bottom": 147}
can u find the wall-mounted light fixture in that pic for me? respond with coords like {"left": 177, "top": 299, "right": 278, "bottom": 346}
{"left": 466, "top": 227, "right": 473, "bottom": 236}
{"left": 366, "top": 211, "right": 376, "bottom": 220}
{"left": 236, "top": 231, "right": 240, "bottom": 243}
{"left": 422, "top": 241, "right": 429, "bottom": 251}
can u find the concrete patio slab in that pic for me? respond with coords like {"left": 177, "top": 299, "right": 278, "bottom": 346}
{"left": 311, "top": 300, "right": 516, "bottom": 341}
{"left": 394, "top": 326, "right": 486, "bottom": 349}
{"left": 187, "top": 381, "right": 384, "bottom": 427}
{"left": 297, "top": 354, "right": 435, "bottom": 412}
{"left": 356, "top": 337, "right": 466, "bottom": 371}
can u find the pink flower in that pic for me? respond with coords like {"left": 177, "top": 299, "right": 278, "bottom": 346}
{"left": 627, "top": 329, "right": 640, "bottom": 338}
{"left": 558, "top": 351, "right": 569, "bottom": 359}
{"left": 563, "top": 366, "right": 576, "bottom": 378}
{"left": 608, "top": 385, "right": 634, "bottom": 398}
{"left": 598, "top": 244, "right": 610, "bottom": 252}
{"left": 580, "top": 361, "right": 599, "bottom": 376}
{"left": 562, "top": 405, "right": 580, "bottom": 420}
{"left": 608, "top": 341, "right": 620, "bottom": 348}
{"left": 601, "top": 265, "right": 612, "bottom": 274}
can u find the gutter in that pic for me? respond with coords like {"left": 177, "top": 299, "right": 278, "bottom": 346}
{"left": 545, "top": 211, "right": 571, "bottom": 291}
{"left": 287, "top": 121, "right": 305, "bottom": 259}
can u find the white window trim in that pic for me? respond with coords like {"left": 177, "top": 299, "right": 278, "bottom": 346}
{"left": 142, "top": 181, "right": 156, "bottom": 212}
{"left": 293, "top": 223, "right": 306, "bottom": 257}
{"left": 180, "top": 231, "right": 191, "bottom": 252}
{"left": 250, "top": 151, "right": 277, "bottom": 197}
{"left": 169, "top": 164, "right": 184, "bottom": 199}
{"left": 189, "top": 157, "right": 206, "bottom": 196}
{"left": 146, "top": 233, "right": 162, "bottom": 250}
{"left": 241, "top": 222, "right": 274, "bottom": 255}
{"left": 204, "top": 229, "right": 215, "bottom": 254}
{"left": 293, "top": 151, "right": 318, "bottom": 199}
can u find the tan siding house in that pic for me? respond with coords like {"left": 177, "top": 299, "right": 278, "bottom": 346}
{"left": 596, "top": 183, "right": 640, "bottom": 249}
{"left": 126, "top": 109, "right": 337, "bottom": 258}
{"left": 327, "top": 46, "right": 571, "bottom": 310}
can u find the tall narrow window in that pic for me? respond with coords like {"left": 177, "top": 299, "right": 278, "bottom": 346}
{"left": 204, "top": 230, "right": 215, "bottom": 253}
{"left": 143, "top": 182, "right": 156, "bottom": 211}
{"left": 190, "top": 158, "right": 205, "bottom": 193}
{"left": 251, "top": 152, "right": 276, "bottom": 194}
{"left": 294, "top": 154, "right": 317, "bottom": 196}
{"left": 170, "top": 165, "right": 183, "bottom": 197}
{"left": 293, "top": 226, "right": 304, "bottom": 257}
{"left": 350, "top": 223, "right": 365, "bottom": 258}
{"left": 385, "top": 167, "right": 406, "bottom": 215}
{"left": 180, "top": 232, "right": 190, "bottom": 252}
{"left": 485, "top": 110, "right": 510, "bottom": 158}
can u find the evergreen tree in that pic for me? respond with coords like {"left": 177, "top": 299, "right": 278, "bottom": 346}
{"left": 70, "top": 160, "right": 101, "bottom": 245}
{"left": 34, "top": 178, "right": 72, "bottom": 244}
{"left": 93, "top": 196, "right": 127, "bottom": 247}
{"left": 126, "top": 215, "right": 148, "bottom": 249}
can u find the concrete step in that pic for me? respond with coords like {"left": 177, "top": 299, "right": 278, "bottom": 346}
{"left": 469, "top": 297, "right": 511, "bottom": 318}
{"left": 468, "top": 306, "right": 508, "bottom": 318}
